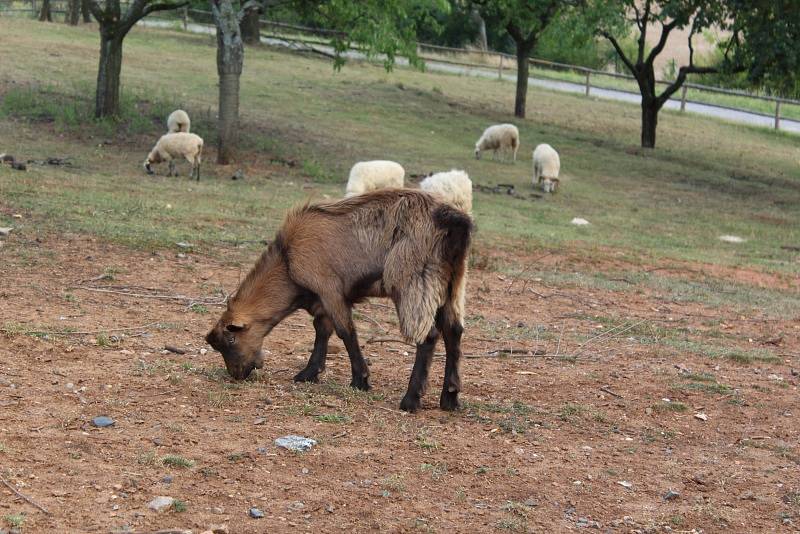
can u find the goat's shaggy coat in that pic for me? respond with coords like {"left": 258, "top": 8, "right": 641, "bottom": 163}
{"left": 206, "top": 189, "right": 472, "bottom": 412}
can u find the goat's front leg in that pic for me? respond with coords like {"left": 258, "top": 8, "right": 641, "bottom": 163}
{"left": 294, "top": 313, "right": 333, "bottom": 384}
{"left": 438, "top": 312, "right": 464, "bottom": 411}
{"left": 323, "top": 297, "right": 370, "bottom": 391}
{"left": 400, "top": 326, "right": 439, "bottom": 413}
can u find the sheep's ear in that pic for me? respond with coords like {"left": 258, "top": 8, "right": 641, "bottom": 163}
{"left": 226, "top": 322, "right": 246, "bottom": 332}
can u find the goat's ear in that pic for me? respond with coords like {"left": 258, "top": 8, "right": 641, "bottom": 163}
{"left": 226, "top": 323, "right": 246, "bottom": 332}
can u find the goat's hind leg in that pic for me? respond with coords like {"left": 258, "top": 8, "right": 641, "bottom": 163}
{"left": 294, "top": 312, "right": 333, "bottom": 383}
{"left": 437, "top": 307, "right": 464, "bottom": 411}
{"left": 399, "top": 326, "right": 439, "bottom": 413}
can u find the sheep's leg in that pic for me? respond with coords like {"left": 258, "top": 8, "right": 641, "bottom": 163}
{"left": 168, "top": 160, "right": 176, "bottom": 177}
{"left": 323, "top": 298, "right": 370, "bottom": 390}
{"left": 294, "top": 313, "right": 333, "bottom": 383}
{"left": 399, "top": 326, "right": 439, "bottom": 413}
{"left": 437, "top": 308, "right": 464, "bottom": 411}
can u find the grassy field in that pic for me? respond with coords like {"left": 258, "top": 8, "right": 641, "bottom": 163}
{"left": 1, "top": 19, "right": 798, "bottom": 276}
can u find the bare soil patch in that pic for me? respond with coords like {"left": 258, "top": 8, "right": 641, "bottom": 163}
{"left": 1, "top": 233, "right": 799, "bottom": 533}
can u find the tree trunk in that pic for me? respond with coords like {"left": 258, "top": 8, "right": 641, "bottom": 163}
{"left": 472, "top": 8, "right": 487, "bottom": 51}
{"left": 95, "top": 34, "right": 124, "bottom": 118}
{"left": 641, "top": 97, "right": 659, "bottom": 148}
{"left": 240, "top": 7, "right": 261, "bottom": 45}
{"left": 81, "top": 0, "right": 91, "bottom": 22}
{"left": 67, "top": 0, "right": 80, "bottom": 25}
{"left": 38, "top": 0, "right": 52, "bottom": 22}
{"left": 215, "top": 6, "right": 245, "bottom": 164}
{"left": 514, "top": 41, "right": 533, "bottom": 118}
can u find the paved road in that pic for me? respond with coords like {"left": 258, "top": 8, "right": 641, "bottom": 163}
{"left": 140, "top": 19, "right": 800, "bottom": 135}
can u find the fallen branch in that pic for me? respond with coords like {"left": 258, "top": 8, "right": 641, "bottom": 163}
{"left": 69, "top": 286, "right": 227, "bottom": 306}
{"left": 164, "top": 345, "right": 186, "bottom": 355}
{"left": 486, "top": 347, "right": 545, "bottom": 356}
{"left": 365, "top": 337, "right": 414, "bottom": 347}
{"left": 600, "top": 386, "right": 624, "bottom": 399}
{"left": 2, "top": 321, "right": 163, "bottom": 337}
{"left": 0, "top": 474, "right": 50, "bottom": 514}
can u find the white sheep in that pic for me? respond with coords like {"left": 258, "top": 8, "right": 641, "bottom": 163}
{"left": 420, "top": 169, "right": 473, "bottom": 214}
{"left": 143, "top": 132, "right": 203, "bottom": 181}
{"left": 533, "top": 143, "right": 560, "bottom": 193}
{"left": 344, "top": 160, "right": 405, "bottom": 197}
{"left": 474, "top": 123, "right": 519, "bottom": 162}
{"left": 167, "top": 109, "right": 191, "bottom": 133}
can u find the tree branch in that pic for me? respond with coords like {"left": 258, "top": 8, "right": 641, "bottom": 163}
{"left": 646, "top": 17, "right": 680, "bottom": 66}
{"left": 86, "top": 0, "right": 109, "bottom": 23}
{"left": 601, "top": 30, "right": 637, "bottom": 76}
{"left": 142, "top": 0, "right": 188, "bottom": 16}
{"left": 637, "top": 0, "right": 651, "bottom": 65}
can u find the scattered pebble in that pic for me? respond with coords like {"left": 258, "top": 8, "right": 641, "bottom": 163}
{"left": 274, "top": 435, "right": 317, "bottom": 452}
{"left": 147, "top": 496, "right": 175, "bottom": 512}
{"left": 617, "top": 481, "right": 633, "bottom": 490}
{"left": 739, "top": 490, "right": 756, "bottom": 501}
{"left": 0, "top": 227, "right": 12, "bottom": 237}
{"left": 768, "top": 374, "right": 783, "bottom": 381}
{"left": 719, "top": 235, "right": 745, "bottom": 243}
{"left": 694, "top": 413, "right": 708, "bottom": 422}
{"left": 664, "top": 489, "right": 680, "bottom": 501}
{"left": 92, "top": 416, "right": 115, "bottom": 428}
{"left": 571, "top": 217, "right": 590, "bottom": 226}
{"left": 199, "top": 526, "right": 229, "bottom": 534}
{"left": 289, "top": 501, "right": 305, "bottom": 511}
{"left": 249, "top": 507, "right": 265, "bottom": 519}
{"left": 162, "top": 475, "right": 173, "bottom": 484}
{"left": 199, "top": 348, "right": 208, "bottom": 356}
{"left": 175, "top": 242, "right": 193, "bottom": 249}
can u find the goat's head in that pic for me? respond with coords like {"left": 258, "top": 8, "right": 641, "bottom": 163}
{"left": 205, "top": 309, "right": 265, "bottom": 380}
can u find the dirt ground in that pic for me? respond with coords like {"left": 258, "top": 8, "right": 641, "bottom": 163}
{"left": 1, "top": 228, "right": 799, "bottom": 533}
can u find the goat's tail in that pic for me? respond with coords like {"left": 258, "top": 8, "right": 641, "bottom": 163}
{"left": 434, "top": 204, "right": 473, "bottom": 325}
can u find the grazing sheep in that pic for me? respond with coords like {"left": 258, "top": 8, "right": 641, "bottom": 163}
{"left": 475, "top": 123, "right": 519, "bottom": 162}
{"left": 344, "top": 160, "right": 405, "bottom": 197}
{"left": 533, "top": 143, "right": 560, "bottom": 193}
{"left": 205, "top": 189, "right": 472, "bottom": 412}
{"left": 420, "top": 169, "right": 473, "bottom": 214}
{"left": 167, "top": 109, "right": 191, "bottom": 133}
{"left": 143, "top": 132, "right": 203, "bottom": 181}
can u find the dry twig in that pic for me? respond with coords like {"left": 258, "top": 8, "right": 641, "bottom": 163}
{"left": 0, "top": 474, "right": 50, "bottom": 514}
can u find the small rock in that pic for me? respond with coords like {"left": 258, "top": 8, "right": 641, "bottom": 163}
{"left": 256, "top": 447, "right": 268, "bottom": 454}
{"left": 664, "top": 490, "right": 680, "bottom": 501}
{"left": 274, "top": 435, "right": 317, "bottom": 452}
{"left": 253, "top": 417, "right": 267, "bottom": 425}
{"left": 325, "top": 504, "right": 334, "bottom": 513}
{"left": 175, "top": 242, "right": 193, "bottom": 249}
{"left": 211, "top": 507, "right": 224, "bottom": 515}
{"left": 65, "top": 382, "right": 74, "bottom": 390}
{"left": 694, "top": 413, "right": 708, "bottom": 422}
{"left": 0, "top": 227, "right": 12, "bottom": 237}
{"left": 618, "top": 481, "right": 633, "bottom": 490}
{"left": 249, "top": 507, "right": 265, "bottom": 519}
{"left": 147, "top": 496, "right": 174, "bottom": 512}
{"left": 289, "top": 501, "right": 305, "bottom": 511}
{"left": 719, "top": 235, "right": 745, "bottom": 243}
{"left": 301, "top": 468, "right": 309, "bottom": 474}
{"left": 92, "top": 416, "right": 115, "bottom": 428}
{"left": 571, "top": 217, "right": 590, "bottom": 226}
{"left": 199, "top": 348, "right": 208, "bottom": 356}
{"left": 162, "top": 475, "right": 173, "bottom": 484}
{"left": 231, "top": 169, "right": 245, "bottom": 180}
{"left": 767, "top": 374, "right": 783, "bottom": 381}
{"left": 739, "top": 491, "right": 756, "bottom": 501}
{"left": 791, "top": 369, "right": 798, "bottom": 377}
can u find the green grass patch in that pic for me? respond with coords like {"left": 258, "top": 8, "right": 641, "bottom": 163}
{"left": 315, "top": 413, "right": 350, "bottom": 424}
{"left": 653, "top": 400, "right": 688, "bottom": 412}
{"left": 161, "top": 454, "right": 194, "bottom": 468}
{"left": 171, "top": 499, "right": 187, "bottom": 513}
{"left": 3, "top": 513, "right": 24, "bottom": 528}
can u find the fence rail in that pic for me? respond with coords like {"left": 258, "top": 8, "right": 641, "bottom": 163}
{"left": 3, "top": 0, "right": 799, "bottom": 129}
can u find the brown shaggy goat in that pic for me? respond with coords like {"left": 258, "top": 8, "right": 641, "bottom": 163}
{"left": 205, "top": 189, "right": 472, "bottom": 412}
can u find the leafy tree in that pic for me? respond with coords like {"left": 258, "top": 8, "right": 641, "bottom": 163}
{"left": 592, "top": 0, "right": 740, "bottom": 148}
{"left": 211, "top": 0, "right": 446, "bottom": 164}
{"left": 724, "top": 0, "right": 800, "bottom": 98}
{"left": 472, "top": 1, "right": 579, "bottom": 118}
{"left": 88, "top": 0, "right": 188, "bottom": 118}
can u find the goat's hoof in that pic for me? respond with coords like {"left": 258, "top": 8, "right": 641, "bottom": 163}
{"left": 350, "top": 375, "right": 370, "bottom": 391}
{"left": 400, "top": 393, "right": 422, "bottom": 413}
{"left": 293, "top": 368, "right": 321, "bottom": 383}
{"left": 439, "top": 391, "right": 462, "bottom": 411}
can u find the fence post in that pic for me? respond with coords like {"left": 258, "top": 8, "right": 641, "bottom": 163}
{"left": 774, "top": 101, "right": 781, "bottom": 130}
{"left": 498, "top": 55, "right": 503, "bottom": 80}
{"left": 585, "top": 70, "right": 590, "bottom": 97}
{"left": 680, "top": 85, "right": 688, "bottom": 111}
